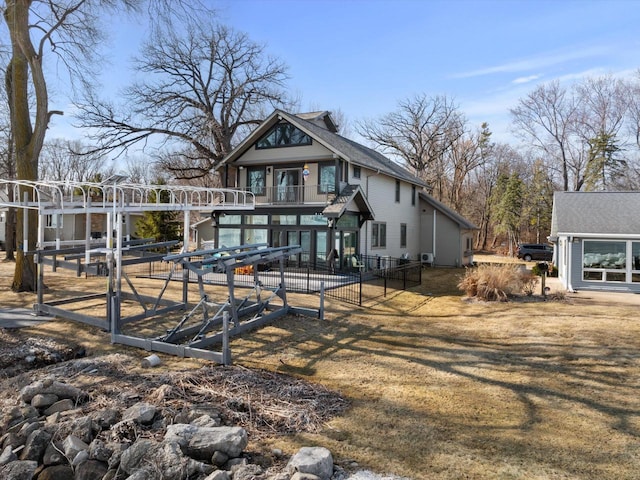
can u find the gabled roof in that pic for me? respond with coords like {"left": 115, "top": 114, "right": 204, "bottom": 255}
{"left": 551, "top": 191, "right": 640, "bottom": 236}
{"left": 322, "top": 184, "right": 375, "bottom": 220}
{"left": 418, "top": 192, "right": 478, "bottom": 230}
{"left": 223, "top": 109, "right": 428, "bottom": 189}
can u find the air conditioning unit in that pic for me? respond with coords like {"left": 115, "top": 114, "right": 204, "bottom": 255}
{"left": 420, "top": 252, "right": 434, "bottom": 266}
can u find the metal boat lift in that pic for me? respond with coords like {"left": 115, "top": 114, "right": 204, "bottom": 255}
{"left": 1, "top": 179, "right": 322, "bottom": 364}
{"left": 111, "top": 243, "right": 323, "bottom": 364}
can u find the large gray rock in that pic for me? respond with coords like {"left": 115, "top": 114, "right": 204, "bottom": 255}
{"left": 164, "top": 424, "right": 248, "bottom": 459}
{"left": 70, "top": 416, "right": 94, "bottom": 444}
{"left": 0, "top": 460, "right": 38, "bottom": 480}
{"left": 0, "top": 445, "right": 17, "bottom": 465}
{"left": 203, "top": 470, "right": 231, "bottom": 480}
{"left": 20, "top": 380, "right": 85, "bottom": 403}
{"left": 30, "top": 393, "right": 59, "bottom": 409}
{"left": 119, "top": 439, "right": 155, "bottom": 474}
{"left": 42, "top": 442, "right": 65, "bottom": 466}
{"left": 36, "top": 464, "right": 74, "bottom": 480}
{"left": 62, "top": 435, "right": 89, "bottom": 461}
{"left": 43, "top": 399, "right": 75, "bottom": 416}
{"left": 121, "top": 402, "right": 156, "bottom": 425}
{"left": 74, "top": 459, "right": 108, "bottom": 480}
{"left": 287, "top": 447, "right": 334, "bottom": 480}
{"left": 20, "top": 429, "right": 51, "bottom": 462}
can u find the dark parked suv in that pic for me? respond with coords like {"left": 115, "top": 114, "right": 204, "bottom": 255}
{"left": 516, "top": 243, "right": 554, "bottom": 262}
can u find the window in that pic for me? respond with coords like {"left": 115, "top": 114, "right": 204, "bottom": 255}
{"left": 411, "top": 185, "right": 416, "bottom": 206}
{"left": 256, "top": 123, "right": 311, "bottom": 149}
{"left": 319, "top": 164, "right": 336, "bottom": 193}
{"left": 353, "top": 165, "right": 361, "bottom": 179}
{"left": 583, "top": 240, "right": 626, "bottom": 282}
{"left": 395, "top": 180, "right": 400, "bottom": 203}
{"left": 218, "top": 214, "right": 241, "bottom": 225}
{"left": 372, "top": 222, "right": 386, "bottom": 248}
{"left": 45, "top": 215, "right": 62, "bottom": 228}
{"left": 400, "top": 224, "right": 407, "bottom": 248}
{"left": 247, "top": 167, "right": 266, "bottom": 195}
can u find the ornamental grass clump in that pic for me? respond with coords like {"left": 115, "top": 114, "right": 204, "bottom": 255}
{"left": 458, "top": 264, "right": 536, "bottom": 301}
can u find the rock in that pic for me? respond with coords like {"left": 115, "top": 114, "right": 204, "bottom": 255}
{"left": 74, "top": 459, "right": 108, "bottom": 480}
{"left": 0, "top": 460, "right": 38, "bottom": 480}
{"left": 119, "top": 439, "right": 155, "bottom": 474}
{"left": 204, "top": 470, "right": 231, "bottom": 480}
{"left": 42, "top": 443, "right": 65, "bottom": 466}
{"left": 191, "top": 414, "right": 221, "bottom": 428}
{"left": 88, "top": 439, "right": 112, "bottom": 462}
{"left": 19, "top": 420, "right": 43, "bottom": 440}
{"left": 0, "top": 445, "right": 17, "bottom": 465}
{"left": 62, "top": 435, "right": 88, "bottom": 461}
{"left": 287, "top": 447, "right": 333, "bottom": 480}
{"left": 211, "top": 450, "right": 228, "bottom": 467}
{"left": 164, "top": 424, "right": 248, "bottom": 459}
{"left": 124, "top": 470, "right": 151, "bottom": 480}
{"left": 20, "top": 381, "right": 85, "bottom": 404}
{"left": 291, "top": 472, "right": 322, "bottom": 480}
{"left": 232, "top": 463, "right": 263, "bottom": 480}
{"left": 71, "top": 449, "right": 89, "bottom": 466}
{"left": 43, "top": 400, "right": 75, "bottom": 416}
{"left": 106, "top": 442, "right": 128, "bottom": 470}
{"left": 89, "top": 409, "right": 120, "bottom": 429}
{"left": 70, "top": 416, "right": 94, "bottom": 444}
{"left": 31, "top": 394, "right": 59, "bottom": 409}
{"left": 121, "top": 403, "right": 156, "bottom": 425}
{"left": 1, "top": 432, "right": 21, "bottom": 450}
{"left": 20, "top": 429, "right": 51, "bottom": 463}
{"left": 36, "top": 464, "right": 74, "bottom": 480}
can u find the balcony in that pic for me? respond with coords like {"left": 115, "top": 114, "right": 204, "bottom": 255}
{"left": 243, "top": 184, "right": 336, "bottom": 206}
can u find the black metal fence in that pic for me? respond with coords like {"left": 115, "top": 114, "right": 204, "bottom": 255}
{"left": 126, "top": 252, "right": 422, "bottom": 306}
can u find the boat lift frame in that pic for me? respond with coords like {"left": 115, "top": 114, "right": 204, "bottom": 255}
{"left": 0, "top": 179, "right": 322, "bottom": 364}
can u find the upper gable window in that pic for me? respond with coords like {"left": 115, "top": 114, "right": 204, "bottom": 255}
{"left": 256, "top": 123, "right": 312, "bottom": 149}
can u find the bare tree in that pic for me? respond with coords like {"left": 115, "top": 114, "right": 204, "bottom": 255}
{"left": 1, "top": 0, "right": 200, "bottom": 291}
{"left": 357, "top": 94, "right": 464, "bottom": 189}
{"left": 76, "top": 18, "right": 291, "bottom": 181}
{"left": 510, "top": 81, "right": 582, "bottom": 192}
{"left": 39, "top": 138, "right": 110, "bottom": 182}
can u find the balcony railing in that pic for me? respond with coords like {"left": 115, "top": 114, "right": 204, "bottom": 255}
{"left": 243, "top": 184, "right": 336, "bottom": 205}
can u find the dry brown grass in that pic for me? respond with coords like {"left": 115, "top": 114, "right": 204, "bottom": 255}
{"left": 1, "top": 258, "right": 640, "bottom": 479}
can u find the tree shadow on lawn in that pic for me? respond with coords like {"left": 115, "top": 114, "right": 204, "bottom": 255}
{"left": 233, "top": 310, "right": 640, "bottom": 441}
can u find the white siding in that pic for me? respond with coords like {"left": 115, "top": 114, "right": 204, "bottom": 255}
{"left": 360, "top": 170, "right": 421, "bottom": 260}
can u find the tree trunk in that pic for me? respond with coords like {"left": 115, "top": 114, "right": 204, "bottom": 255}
{"left": 5, "top": 0, "right": 42, "bottom": 292}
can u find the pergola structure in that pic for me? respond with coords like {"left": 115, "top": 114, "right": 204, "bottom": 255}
{"left": 0, "top": 179, "right": 323, "bottom": 363}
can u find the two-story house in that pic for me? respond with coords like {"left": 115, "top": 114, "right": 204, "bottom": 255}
{"left": 194, "top": 109, "right": 476, "bottom": 268}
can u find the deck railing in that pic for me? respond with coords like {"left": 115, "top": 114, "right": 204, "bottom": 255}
{"left": 242, "top": 184, "right": 335, "bottom": 205}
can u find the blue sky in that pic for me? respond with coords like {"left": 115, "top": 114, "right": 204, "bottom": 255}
{"left": 49, "top": 0, "right": 640, "bottom": 145}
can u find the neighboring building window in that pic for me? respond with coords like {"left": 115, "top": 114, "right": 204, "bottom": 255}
{"left": 247, "top": 166, "right": 266, "bottom": 195}
{"left": 45, "top": 215, "right": 62, "bottom": 228}
{"left": 256, "top": 123, "right": 311, "bottom": 149}
{"left": 466, "top": 237, "right": 473, "bottom": 251}
{"left": 319, "top": 164, "right": 336, "bottom": 193}
{"left": 400, "top": 224, "right": 407, "bottom": 248}
{"left": 372, "top": 222, "right": 386, "bottom": 248}
{"left": 411, "top": 185, "right": 416, "bottom": 206}
{"left": 353, "top": 165, "right": 361, "bottom": 179}
{"left": 395, "top": 180, "right": 400, "bottom": 203}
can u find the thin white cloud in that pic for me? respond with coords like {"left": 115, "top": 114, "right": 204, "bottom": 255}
{"left": 512, "top": 74, "right": 541, "bottom": 85}
{"left": 452, "top": 45, "right": 610, "bottom": 79}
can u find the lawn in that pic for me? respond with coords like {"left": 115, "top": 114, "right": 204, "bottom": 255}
{"left": 1, "top": 260, "right": 639, "bottom": 479}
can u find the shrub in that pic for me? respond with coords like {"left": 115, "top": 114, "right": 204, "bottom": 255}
{"left": 458, "top": 264, "right": 537, "bottom": 301}
{"left": 531, "top": 262, "right": 558, "bottom": 277}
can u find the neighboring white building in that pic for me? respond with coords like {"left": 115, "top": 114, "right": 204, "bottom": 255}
{"left": 193, "top": 109, "right": 476, "bottom": 268}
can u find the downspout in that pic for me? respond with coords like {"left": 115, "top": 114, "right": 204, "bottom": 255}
{"left": 567, "top": 237, "right": 575, "bottom": 292}
{"left": 432, "top": 208, "right": 437, "bottom": 263}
